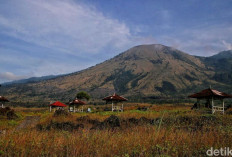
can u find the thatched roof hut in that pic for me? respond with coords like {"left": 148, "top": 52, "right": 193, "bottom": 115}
{"left": 188, "top": 88, "right": 232, "bottom": 114}
{"left": 68, "top": 98, "right": 86, "bottom": 112}
{"left": 68, "top": 98, "right": 86, "bottom": 105}
{"left": 0, "top": 96, "right": 9, "bottom": 108}
{"left": 102, "top": 93, "right": 127, "bottom": 112}
{"left": 188, "top": 88, "right": 232, "bottom": 99}
{"left": 103, "top": 93, "right": 128, "bottom": 102}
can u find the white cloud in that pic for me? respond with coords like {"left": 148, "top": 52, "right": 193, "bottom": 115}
{"left": 160, "top": 24, "right": 232, "bottom": 56}
{"left": 31, "top": 60, "right": 92, "bottom": 77}
{"left": 0, "top": 0, "right": 150, "bottom": 83}
{"left": 0, "top": 0, "right": 134, "bottom": 55}
{"left": 222, "top": 40, "right": 232, "bottom": 50}
{"left": 0, "top": 72, "right": 28, "bottom": 82}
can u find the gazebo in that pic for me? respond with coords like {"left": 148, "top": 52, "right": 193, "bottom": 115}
{"left": 0, "top": 96, "right": 9, "bottom": 108}
{"left": 188, "top": 88, "right": 232, "bottom": 114}
{"left": 49, "top": 101, "right": 67, "bottom": 112}
{"left": 102, "top": 93, "right": 128, "bottom": 112}
{"left": 68, "top": 98, "right": 86, "bottom": 112}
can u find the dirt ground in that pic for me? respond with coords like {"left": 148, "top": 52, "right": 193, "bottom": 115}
{"left": 16, "top": 116, "right": 40, "bottom": 130}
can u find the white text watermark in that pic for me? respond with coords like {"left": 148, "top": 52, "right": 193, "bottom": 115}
{"left": 206, "top": 147, "right": 232, "bottom": 156}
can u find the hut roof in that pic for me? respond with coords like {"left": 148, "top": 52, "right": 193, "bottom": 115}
{"left": 68, "top": 98, "right": 86, "bottom": 105}
{"left": 188, "top": 88, "right": 232, "bottom": 99}
{"left": 49, "top": 101, "right": 67, "bottom": 107}
{"left": 102, "top": 93, "right": 128, "bottom": 101}
{"left": 0, "top": 96, "right": 9, "bottom": 102}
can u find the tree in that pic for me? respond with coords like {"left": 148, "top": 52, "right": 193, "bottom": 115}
{"left": 76, "top": 91, "right": 90, "bottom": 101}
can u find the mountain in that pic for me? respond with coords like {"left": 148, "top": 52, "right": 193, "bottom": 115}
{"left": 1, "top": 44, "right": 232, "bottom": 103}
{"left": 2, "top": 75, "right": 59, "bottom": 85}
{"left": 201, "top": 50, "right": 232, "bottom": 85}
{"left": 209, "top": 50, "right": 232, "bottom": 59}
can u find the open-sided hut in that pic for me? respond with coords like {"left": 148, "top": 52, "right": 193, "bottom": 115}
{"left": 188, "top": 88, "right": 232, "bottom": 114}
{"left": 0, "top": 96, "right": 9, "bottom": 108}
{"left": 49, "top": 101, "right": 67, "bottom": 112}
{"left": 102, "top": 93, "right": 128, "bottom": 112}
{"left": 68, "top": 98, "right": 86, "bottom": 112}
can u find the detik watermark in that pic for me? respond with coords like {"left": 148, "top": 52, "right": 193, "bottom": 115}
{"left": 206, "top": 147, "right": 232, "bottom": 156}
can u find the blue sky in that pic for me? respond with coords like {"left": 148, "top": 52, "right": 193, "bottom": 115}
{"left": 0, "top": 0, "right": 232, "bottom": 83}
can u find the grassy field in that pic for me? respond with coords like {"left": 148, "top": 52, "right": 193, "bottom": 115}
{"left": 0, "top": 103, "right": 232, "bottom": 157}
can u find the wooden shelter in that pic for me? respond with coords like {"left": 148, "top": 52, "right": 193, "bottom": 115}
{"left": 49, "top": 101, "right": 67, "bottom": 112}
{"left": 188, "top": 88, "right": 232, "bottom": 114}
{"left": 102, "top": 93, "right": 128, "bottom": 112}
{"left": 68, "top": 98, "right": 86, "bottom": 112}
{"left": 0, "top": 96, "right": 9, "bottom": 108}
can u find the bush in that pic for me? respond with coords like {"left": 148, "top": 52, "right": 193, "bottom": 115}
{"left": 53, "top": 109, "right": 71, "bottom": 117}
{"left": 7, "top": 110, "right": 18, "bottom": 120}
{"left": 0, "top": 107, "right": 18, "bottom": 120}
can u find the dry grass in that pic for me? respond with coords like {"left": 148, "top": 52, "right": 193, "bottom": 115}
{"left": 0, "top": 104, "right": 232, "bottom": 157}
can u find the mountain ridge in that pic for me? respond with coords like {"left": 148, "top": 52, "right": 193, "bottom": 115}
{"left": 2, "top": 75, "right": 60, "bottom": 85}
{"left": 1, "top": 44, "right": 232, "bottom": 102}
{"left": 209, "top": 50, "right": 232, "bottom": 59}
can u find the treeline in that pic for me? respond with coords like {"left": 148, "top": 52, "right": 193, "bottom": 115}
{"left": 7, "top": 101, "right": 50, "bottom": 108}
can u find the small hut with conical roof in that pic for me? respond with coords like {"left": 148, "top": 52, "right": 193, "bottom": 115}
{"left": 0, "top": 96, "right": 9, "bottom": 108}
{"left": 68, "top": 98, "right": 86, "bottom": 112}
{"left": 188, "top": 88, "right": 232, "bottom": 114}
{"left": 102, "top": 93, "right": 128, "bottom": 112}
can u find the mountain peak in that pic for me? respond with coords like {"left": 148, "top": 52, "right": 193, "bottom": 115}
{"left": 115, "top": 44, "right": 197, "bottom": 65}
{"left": 2, "top": 44, "right": 232, "bottom": 102}
{"left": 130, "top": 44, "right": 176, "bottom": 52}
{"left": 210, "top": 50, "right": 232, "bottom": 59}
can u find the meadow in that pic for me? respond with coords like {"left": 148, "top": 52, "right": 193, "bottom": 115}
{"left": 0, "top": 103, "right": 232, "bottom": 157}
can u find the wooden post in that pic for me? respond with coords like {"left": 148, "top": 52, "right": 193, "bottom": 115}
{"left": 112, "top": 102, "right": 114, "bottom": 112}
{"left": 122, "top": 104, "right": 123, "bottom": 112}
{"left": 82, "top": 106, "right": 83, "bottom": 112}
{"left": 50, "top": 106, "right": 52, "bottom": 112}
{"left": 222, "top": 99, "right": 225, "bottom": 115}
{"left": 74, "top": 105, "right": 75, "bottom": 113}
{"left": 1, "top": 103, "right": 3, "bottom": 108}
{"left": 197, "top": 99, "right": 200, "bottom": 108}
{"left": 212, "top": 97, "right": 214, "bottom": 114}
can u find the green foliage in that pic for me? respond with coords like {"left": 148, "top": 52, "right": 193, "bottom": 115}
{"left": 213, "top": 72, "right": 232, "bottom": 83}
{"left": 103, "top": 69, "right": 138, "bottom": 93}
{"left": 184, "top": 74, "right": 198, "bottom": 82}
{"left": 155, "top": 81, "right": 176, "bottom": 93}
{"left": 76, "top": 91, "right": 90, "bottom": 101}
{"left": 131, "top": 73, "right": 148, "bottom": 88}
{"left": 0, "top": 150, "right": 4, "bottom": 155}
{"left": 113, "top": 70, "right": 137, "bottom": 93}
{"left": 8, "top": 120, "right": 18, "bottom": 126}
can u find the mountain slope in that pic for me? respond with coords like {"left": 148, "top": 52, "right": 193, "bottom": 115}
{"left": 2, "top": 75, "right": 59, "bottom": 85}
{"left": 1, "top": 44, "right": 231, "bottom": 102}
{"left": 201, "top": 50, "right": 232, "bottom": 85}
{"left": 209, "top": 50, "right": 232, "bottom": 59}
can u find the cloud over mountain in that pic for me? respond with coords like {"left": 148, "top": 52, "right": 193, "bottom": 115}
{"left": 0, "top": 0, "right": 134, "bottom": 54}
{"left": 0, "top": 72, "right": 27, "bottom": 82}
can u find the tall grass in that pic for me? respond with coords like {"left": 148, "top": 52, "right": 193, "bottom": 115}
{"left": 0, "top": 104, "right": 232, "bottom": 156}
{"left": 1, "top": 127, "right": 231, "bottom": 156}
